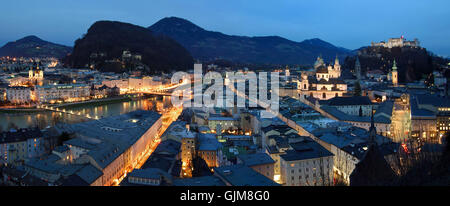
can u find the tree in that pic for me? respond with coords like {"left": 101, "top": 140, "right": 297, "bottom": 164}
{"left": 7, "top": 122, "right": 19, "bottom": 130}
{"left": 354, "top": 81, "right": 362, "bottom": 96}
{"left": 57, "top": 132, "right": 71, "bottom": 146}
{"left": 192, "top": 157, "right": 213, "bottom": 177}
{"left": 33, "top": 116, "right": 47, "bottom": 130}
{"left": 51, "top": 114, "right": 63, "bottom": 126}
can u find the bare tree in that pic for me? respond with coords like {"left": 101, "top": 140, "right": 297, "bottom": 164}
{"left": 7, "top": 122, "right": 18, "bottom": 130}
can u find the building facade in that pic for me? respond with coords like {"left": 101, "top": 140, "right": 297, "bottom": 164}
{"left": 0, "top": 128, "right": 46, "bottom": 165}
{"left": 371, "top": 37, "right": 420, "bottom": 48}
{"left": 298, "top": 56, "right": 347, "bottom": 100}
{"left": 279, "top": 139, "right": 334, "bottom": 186}
{"left": 35, "top": 84, "right": 90, "bottom": 103}
{"left": 6, "top": 86, "right": 33, "bottom": 103}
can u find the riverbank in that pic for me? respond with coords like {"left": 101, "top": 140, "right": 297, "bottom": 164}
{"left": 0, "top": 95, "right": 140, "bottom": 113}
{"left": 53, "top": 96, "right": 133, "bottom": 109}
{"left": 0, "top": 107, "right": 45, "bottom": 113}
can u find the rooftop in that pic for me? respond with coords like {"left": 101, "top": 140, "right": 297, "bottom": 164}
{"left": 172, "top": 175, "right": 226, "bottom": 186}
{"left": 237, "top": 153, "right": 275, "bottom": 166}
{"left": 280, "top": 138, "right": 334, "bottom": 161}
{"left": 324, "top": 96, "right": 372, "bottom": 106}
{"left": 214, "top": 164, "right": 279, "bottom": 186}
{"left": 197, "top": 133, "right": 222, "bottom": 151}
{"left": 0, "top": 127, "right": 43, "bottom": 144}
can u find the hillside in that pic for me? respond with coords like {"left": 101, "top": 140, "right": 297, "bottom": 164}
{"left": 0, "top": 35, "right": 72, "bottom": 59}
{"left": 65, "top": 20, "right": 194, "bottom": 73}
{"left": 148, "top": 17, "right": 352, "bottom": 65}
{"left": 342, "top": 46, "right": 448, "bottom": 83}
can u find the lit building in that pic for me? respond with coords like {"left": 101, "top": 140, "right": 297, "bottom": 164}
{"left": 180, "top": 133, "right": 223, "bottom": 177}
{"left": 102, "top": 77, "right": 162, "bottom": 94}
{"left": 320, "top": 96, "right": 373, "bottom": 117}
{"left": 23, "top": 110, "right": 162, "bottom": 186}
{"left": 391, "top": 60, "right": 398, "bottom": 86}
{"left": 437, "top": 107, "right": 450, "bottom": 139}
{"left": 410, "top": 95, "right": 437, "bottom": 141}
{"left": 0, "top": 128, "right": 46, "bottom": 165}
{"left": 279, "top": 138, "right": 334, "bottom": 186}
{"left": 28, "top": 64, "right": 44, "bottom": 83}
{"left": 237, "top": 153, "right": 275, "bottom": 181}
{"left": 297, "top": 56, "right": 347, "bottom": 100}
{"left": 197, "top": 133, "right": 223, "bottom": 168}
{"left": 6, "top": 86, "right": 33, "bottom": 104}
{"left": 181, "top": 135, "right": 196, "bottom": 178}
{"left": 6, "top": 76, "right": 29, "bottom": 87}
{"left": 311, "top": 113, "right": 399, "bottom": 185}
{"left": 208, "top": 116, "right": 240, "bottom": 132}
{"left": 319, "top": 100, "right": 393, "bottom": 137}
{"left": 371, "top": 37, "right": 420, "bottom": 48}
{"left": 35, "top": 84, "right": 90, "bottom": 103}
{"left": 411, "top": 94, "right": 450, "bottom": 142}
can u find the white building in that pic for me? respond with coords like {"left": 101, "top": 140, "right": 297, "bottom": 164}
{"left": 102, "top": 77, "right": 161, "bottom": 94}
{"left": 6, "top": 86, "right": 33, "bottom": 103}
{"left": 279, "top": 138, "right": 334, "bottom": 186}
{"left": 35, "top": 84, "right": 90, "bottom": 103}
{"left": 321, "top": 96, "right": 373, "bottom": 117}
{"left": 371, "top": 37, "right": 420, "bottom": 48}
{"left": 297, "top": 56, "right": 347, "bottom": 100}
{"left": 433, "top": 71, "right": 447, "bottom": 88}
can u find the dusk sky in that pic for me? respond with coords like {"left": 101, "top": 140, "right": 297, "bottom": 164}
{"left": 1, "top": 0, "right": 449, "bottom": 56}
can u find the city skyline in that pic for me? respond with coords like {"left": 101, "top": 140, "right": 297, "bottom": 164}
{"left": 1, "top": 0, "right": 450, "bottom": 56}
{"left": 1, "top": 0, "right": 450, "bottom": 190}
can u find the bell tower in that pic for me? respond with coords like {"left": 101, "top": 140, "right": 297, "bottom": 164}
{"left": 355, "top": 57, "right": 361, "bottom": 81}
{"left": 392, "top": 60, "right": 398, "bottom": 86}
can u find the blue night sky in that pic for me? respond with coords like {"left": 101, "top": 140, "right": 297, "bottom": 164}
{"left": 1, "top": 0, "right": 449, "bottom": 56}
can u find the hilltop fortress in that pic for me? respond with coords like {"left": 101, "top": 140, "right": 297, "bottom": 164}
{"left": 371, "top": 36, "right": 420, "bottom": 48}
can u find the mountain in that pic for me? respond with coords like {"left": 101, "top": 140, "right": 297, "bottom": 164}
{"left": 0, "top": 35, "right": 72, "bottom": 59}
{"left": 65, "top": 20, "right": 194, "bottom": 73}
{"left": 148, "top": 17, "right": 352, "bottom": 65}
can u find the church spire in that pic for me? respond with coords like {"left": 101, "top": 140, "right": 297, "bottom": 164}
{"left": 392, "top": 59, "right": 397, "bottom": 71}
{"left": 334, "top": 55, "right": 340, "bottom": 66}
{"left": 369, "top": 107, "right": 377, "bottom": 145}
{"left": 355, "top": 56, "right": 361, "bottom": 80}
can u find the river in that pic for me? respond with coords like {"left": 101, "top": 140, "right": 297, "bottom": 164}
{"left": 0, "top": 95, "right": 173, "bottom": 131}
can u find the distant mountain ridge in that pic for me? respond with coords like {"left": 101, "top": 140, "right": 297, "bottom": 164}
{"left": 148, "top": 17, "right": 353, "bottom": 65}
{"left": 0, "top": 35, "right": 72, "bottom": 58}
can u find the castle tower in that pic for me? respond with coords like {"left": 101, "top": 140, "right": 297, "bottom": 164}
{"left": 355, "top": 56, "right": 361, "bottom": 81}
{"left": 392, "top": 60, "right": 398, "bottom": 86}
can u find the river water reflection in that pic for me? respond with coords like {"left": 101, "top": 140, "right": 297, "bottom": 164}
{"left": 0, "top": 95, "right": 172, "bottom": 131}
